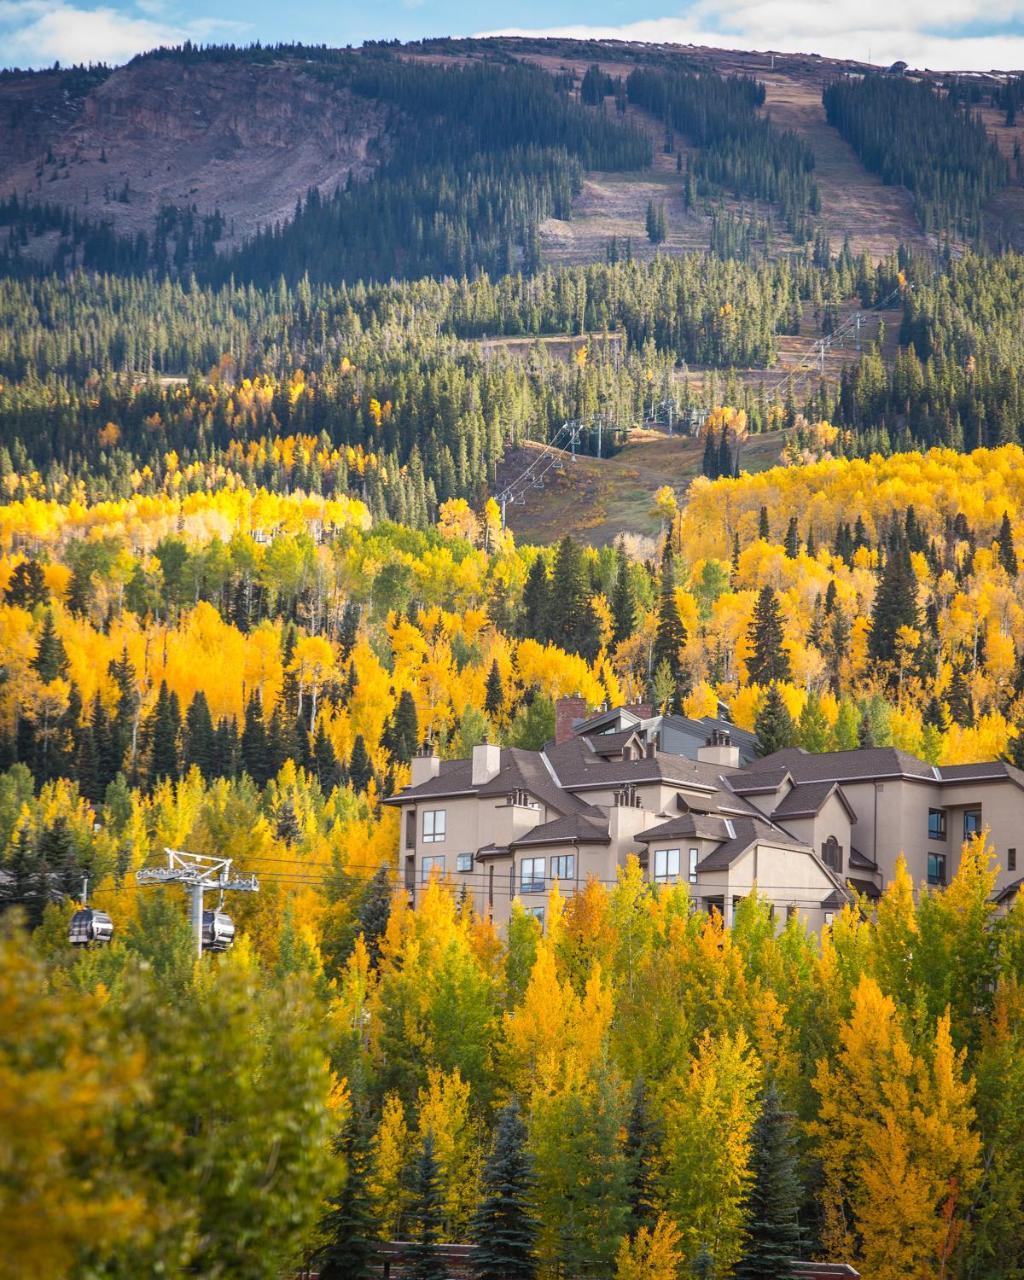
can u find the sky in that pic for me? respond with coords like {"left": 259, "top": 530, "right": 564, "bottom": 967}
{"left": 2, "top": 0, "right": 1023, "bottom": 72}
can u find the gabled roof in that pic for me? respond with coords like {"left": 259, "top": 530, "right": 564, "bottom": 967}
{"left": 695, "top": 816, "right": 812, "bottom": 872}
{"left": 544, "top": 736, "right": 737, "bottom": 792}
{"left": 771, "top": 780, "right": 857, "bottom": 823}
{"left": 510, "top": 811, "right": 610, "bottom": 849}
{"left": 384, "top": 747, "right": 588, "bottom": 817}
{"left": 730, "top": 767, "right": 792, "bottom": 795}
{"left": 586, "top": 729, "right": 645, "bottom": 758}
{"left": 635, "top": 812, "right": 736, "bottom": 844}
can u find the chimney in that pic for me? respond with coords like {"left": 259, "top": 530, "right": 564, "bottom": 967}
{"left": 410, "top": 747, "right": 441, "bottom": 787}
{"left": 697, "top": 728, "right": 740, "bottom": 769}
{"left": 472, "top": 741, "right": 502, "bottom": 786}
{"left": 555, "top": 694, "right": 589, "bottom": 744}
{"left": 625, "top": 702, "right": 654, "bottom": 721}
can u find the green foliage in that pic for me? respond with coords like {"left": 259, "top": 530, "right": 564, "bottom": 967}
{"left": 470, "top": 1100, "right": 540, "bottom": 1280}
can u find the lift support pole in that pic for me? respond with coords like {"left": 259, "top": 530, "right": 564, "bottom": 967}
{"left": 137, "top": 849, "right": 259, "bottom": 957}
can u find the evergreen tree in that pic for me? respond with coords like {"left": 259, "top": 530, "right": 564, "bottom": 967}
{"left": 313, "top": 722, "right": 342, "bottom": 793}
{"left": 31, "top": 609, "right": 68, "bottom": 682}
{"left": 358, "top": 865, "right": 393, "bottom": 966}
{"left": 547, "top": 536, "right": 601, "bottom": 661}
{"left": 520, "top": 557, "right": 551, "bottom": 643}
{"left": 947, "top": 663, "right": 975, "bottom": 728}
{"left": 610, "top": 544, "right": 638, "bottom": 646}
{"left": 758, "top": 505, "right": 770, "bottom": 540}
{"left": 652, "top": 545, "right": 687, "bottom": 701}
{"left": 746, "top": 586, "right": 791, "bottom": 686}
{"left": 147, "top": 680, "right": 181, "bottom": 785}
{"left": 484, "top": 660, "right": 505, "bottom": 720}
{"left": 386, "top": 690, "right": 420, "bottom": 765}
{"left": 183, "top": 690, "right": 216, "bottom": 781}
{"left": 755, "top": 685, "right": 797, "bottom": 757}
{"left": 867, "top": 533, "right": 919, "bottom": 667}
{"left": 315, "top": 1107, "right": 377, "bottom": 1280}
{"left": 623, "top": 1078, "right": 660, "bottom": 1236}
{"left": 783, "top": 517, "right": 800, "bottom": 559}
{"left": 4, "top": 559, "right": 48, "bottom": 609}
{"left": 734, "top": 1083, "right": 806, "bottom": 1280}
{"left": 407, "top": 1133, "right": 446, "bottom": 1280}
{"left": 349, "top": 734, "right": 374, "bottom": 793}
{"left": 469, "top": 1100, "right": 540, "bottom": 1280}
{"left": 241, "top": 692, "right": 271, "bottom": 786}
{"left": 998, "top": 511, "right": 1018, "bottom": 577}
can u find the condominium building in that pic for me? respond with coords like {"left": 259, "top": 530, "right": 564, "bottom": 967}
{"left": 383, "top": 697, "right": 1024, "bottom": 930}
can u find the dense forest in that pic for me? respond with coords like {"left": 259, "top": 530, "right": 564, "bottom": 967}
{"left": 822, "top": 74, "right": 1008, "bottom": 243}
{"left": 5, "top": 447, "right": 1024, "bottom": 1277}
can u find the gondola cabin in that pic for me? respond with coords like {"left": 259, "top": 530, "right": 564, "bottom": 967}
{"left": 68, "top": 908, "right": 114, "bottom": 947}
{"left": 202, "top": 909, "right": 236, "bottom": 952}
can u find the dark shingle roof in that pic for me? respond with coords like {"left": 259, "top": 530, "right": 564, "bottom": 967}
{"left": 510, "top": 812, "right": 609, "bottom": 848}
{"left": 849, "top": 845, "right": 877, "bottom": 871}
{"left": 730, "top": 767, "right": 791, "bottom": 795}
{"left": 735, "top": 747, "right": 938, "bottom": 784}
{"left": 939, "top": 761, "right": 1024, "bottom": 788}
{"left": 636, "top": 812, "right": 735, "bottom": 844}
{"left": 771, "top": 780, "right": 856, "bottom": 821}
{"left": 545, "top": 736, "right": 734, "bottom": 792}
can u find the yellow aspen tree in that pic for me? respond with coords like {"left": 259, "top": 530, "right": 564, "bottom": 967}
{"left": 369, "top": 1092, "right": 413, "bottom": 1241}
{"left": 614, "top": 1213, "right": 683, "bottom": 1280}
{"left": 810, "top": 976, "right": 980, "bottom": 1280}
{"left": 415, "top": 1068, "right": 483, "bottom": 1240}
{"left": 658, "top": 1029, "right": 760, "bottom": 1272}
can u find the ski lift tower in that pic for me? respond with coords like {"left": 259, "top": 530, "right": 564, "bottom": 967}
{"left": 137, "top": 849, "right": 259, "bottom": 957}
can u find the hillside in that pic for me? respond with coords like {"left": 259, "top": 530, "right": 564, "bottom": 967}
{"left": 2, "top": 38, "right": 1022, "bottom": 274}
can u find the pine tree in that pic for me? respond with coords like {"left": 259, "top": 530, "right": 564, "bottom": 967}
{"left": 624, "top": 1078, "right": 661, "bottom": 1235}
{"left": 349, "top": 734, "right": 374, "bottom": 793}
{"left": 746, "top": 586, "right": 791, "bottom": 685}
{"left": 387, "top": 690, "right": 420, "bottom": 765}
{"left": 316, "top": 1107, "right": 377, "bottom": 1280}
{"left": 469, "top": 1101, "right": 540, "bottom": 1280}
{"left": 241, "top": 691, "right": 270, "bottom": 786}
{"left": 867, "top": 533, "right": 919, "bottom": 667}
{"left": 734, "top": 1083, "right": 806, "bottom": 1279}
{"left": 358, "top": 865, "right": 393, "bottom": 967}
{"left": 758, "top": 505, "right": 770, "bottom": 540}
{"left": 4, "top": 559, "right": 48, "bottom": 609}
{"left": 998, "top": 512, "right": 1018, "bottom": 577}
{"left": 783, "top": 517, "right": 800, "bottom": 559}
{"left": 520, "top": 556, "right": 551, "bottom": 643}
{"left": 407, "top": 1133, "right": 446, "bottom": 1280}
{"left": 183, "top": 690, "right": 216, "bottom": 781}
{"left": 484, "top": 660, "right": 505, "bottom": 720}
{"left": 652, "top": 545, "right": 687, "bottom": 701}
{"left": 610, "top": 544, "right": 638, "bottom": 646}
{"left": 755, "top": 685, "right": 797, "bottom": 757}
{"left": 547, "top": 536, "right": 601, "bottom": 661}
{"left": 148, "top": 680, "right": 181, "bottom": 785}
{"left": 947, "top": 663, "right": 975, "bottom": 727}
{"left": 313, "top": 721, "right": 342, "bottom": 792}
{"left": 31, "top": 610, "right": 68, "bottom": 682}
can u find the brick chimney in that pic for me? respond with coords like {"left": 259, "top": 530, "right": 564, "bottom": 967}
{"left": 555, "top": 694, "right": 589, "bottom": 744}
{"left": 625, "top": 702, "right": 654, "bottom": 721}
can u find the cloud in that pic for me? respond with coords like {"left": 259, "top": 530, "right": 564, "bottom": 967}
{"left": 0, "top": 0, "right": 246, "bottom": 68}
{"left": 479, "top": 2, "right": 1024, "bottom": 71}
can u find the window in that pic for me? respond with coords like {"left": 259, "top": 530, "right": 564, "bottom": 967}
{"left": 456, "top": 852, "right": 473, "bottom": 873}
{"left": 964, "top": 810, "right": 982, "bottom": 839}
{"left": 405, "top": 809, "right": 416, "bottom": 850}
{"left": 928, "top": 808, "right": 947, "bottom": 841}
{"left": 928, "top": 853, "right": 947, "bottom": 887}
{"left": 421, "top": 855, "right": 445, "bottom": 883}
{"left": 821, "top": 836, "right": 843, "bottom": 873}
{"left": 654, "top": 848, "right": 680, "bottom": 883}
{"left": 688, "top": 848, "right": 699, "bottom": 884}
{"left": 422, "top": 810, "right": 446, "bottom": 843}
{"left": 1010, "top": 848, "right": 1018, "bottom": 873}
{"left": 521, "top": 857, "right": 546, "bottom": 894}
{"left": 525, "top": 906, "right": 545, "bottom": 927}
{"left": 551, "top": 854, "right": 575, "bottom": 881}
{"left": 824, "top": 912, "right": 835, "bottom": 927}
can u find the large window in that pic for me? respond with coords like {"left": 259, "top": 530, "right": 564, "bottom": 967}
{"left": 551, "top": 854, "right": 575, "bottom": 881}
{"left": 821, "top": 836, "right": 843, "bottom": 873}
{"left": 688, "top": 848, "right": 699, "bottom": 883}
{"left": 964, "top": 810, "right": 982, "bottom": 839}
{"left": 927, "top": 853, "right": 947, "bottom": 887}
{"left": 422, "top": 810, "right": 446, "bottom": 843}
{"left": 405, "top": 809, "right": 416, "bottom": 850}
{"left": 456, "top": 852, "right": 473, "bottom": 873}
{"left": 421, "top": 854, "right": 445, "bottom": 883}
{"left": 520, "top": 857, "right": 546, "bottom": 894}
{"left": 928, "top": 808, "right": 947, "bottom": 840}
{"left": 654, "top": 848, "right": 680, "bottom": 883}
